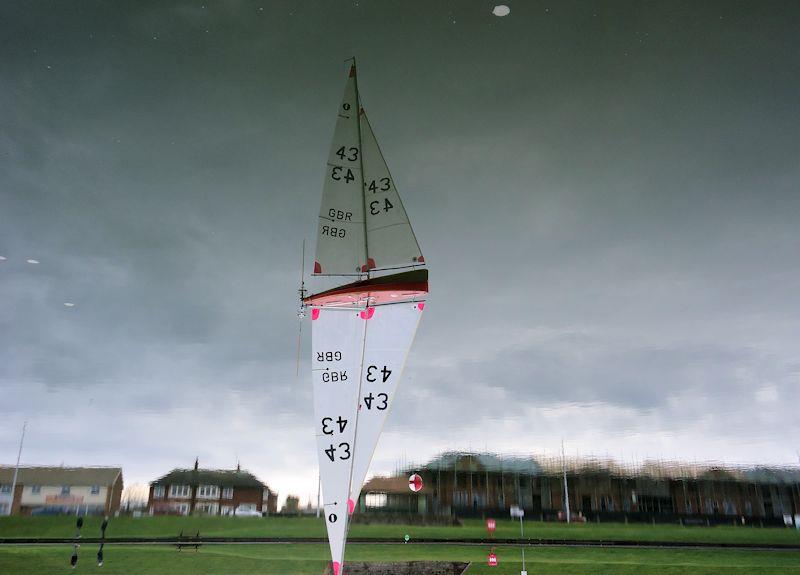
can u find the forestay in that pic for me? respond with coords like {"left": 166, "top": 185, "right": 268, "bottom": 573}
{"left": 311, "top": 307, "right": 366, "bottom": 574}
{"left": 348, "top": 301, "right": 425, "bottom": 502}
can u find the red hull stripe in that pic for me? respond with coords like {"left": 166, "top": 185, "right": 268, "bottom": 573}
{"left": 306, "top": 282, "right": 427, "bottom": 307}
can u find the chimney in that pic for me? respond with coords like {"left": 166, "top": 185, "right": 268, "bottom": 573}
{"left": 194, "top": 458, "right": 199, "bottom": 471}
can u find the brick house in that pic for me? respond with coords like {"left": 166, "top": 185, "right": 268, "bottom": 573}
{"left": 0, "top": 466, "right": 123, "bottom": 516}
{"left": 148, "top": 461, "right": 277, "bottom": 516}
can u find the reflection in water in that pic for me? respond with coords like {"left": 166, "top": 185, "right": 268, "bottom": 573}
{"left": 361, "top": 451, "right": 800, "bottom": 526}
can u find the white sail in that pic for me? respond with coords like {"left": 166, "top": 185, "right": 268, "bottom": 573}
{"left": 348, "top": 301, "right": 425, "bottom": 506}
{"left": 361, "top": 112, "right": 425, "bottom": 271}
{"left": 314, "top": 66, "right": 366, "bottom": 276}
{"left": 311, "top": 307, "right": 366, "bottom": 574}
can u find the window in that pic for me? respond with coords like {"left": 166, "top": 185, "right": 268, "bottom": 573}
{"left": 91, "top": 485, "right": 100, "bottom": 495}
{"left": 0, "top": 484, "right": 11, "bottom": 494}
{"left": 31, "top": 485, "right": 41, "bottom": 494}
{"left": 195, "top": 502, "right": 218, "bottom": 515}
{"left": 221, "top": 505, "right": 232, "bottom": 515}
{"left": 61, "top": 486, "right": 71, "bottom": 495}
{"left": 197, "top": 485, "right": 219, "bottom": 498}
{"left": 153, "top": 485, "right": 165, "bottom": 499}
{"left": 170, "top": 484, "right": 190, "bottom": 498}
{"left": 222, "top": 487, "right": 234, "bottom": 499}
{"left": 365, "top": 493, "right": 387, "bottom": 508}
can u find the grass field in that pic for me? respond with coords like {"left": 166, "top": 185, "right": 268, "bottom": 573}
{"left": 1, "top": 515, "right": 799, "bottom": 546}
{"left": 1, "top": 543, "right": 799, "bottom": 574}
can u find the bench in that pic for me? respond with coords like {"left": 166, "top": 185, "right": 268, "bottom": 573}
{"left": 175, "top": 531, "right": 202, "bottom": 552}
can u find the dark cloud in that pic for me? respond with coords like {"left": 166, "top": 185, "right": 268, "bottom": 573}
{"left": 2, "top": 1, "right": 799, "bottom": 501}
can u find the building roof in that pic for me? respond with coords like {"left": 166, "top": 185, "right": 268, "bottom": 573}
{"left": 151, "top": 468, "right": 268, "bottom": 489}
{"left": 0, "top": 466, "right": 122, "bottom": 486}
{"left": 422, "top": 451, "right": 544, "bottom": 475}
{"left": 363, "top": 475, "right": 413, "bottom": 494}
{"left": 412, "top": 452, "right": 800, "bottom": 485}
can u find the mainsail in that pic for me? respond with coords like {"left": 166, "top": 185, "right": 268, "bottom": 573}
{"left": 305, "top": 62, "right": 428, "bottom": 575}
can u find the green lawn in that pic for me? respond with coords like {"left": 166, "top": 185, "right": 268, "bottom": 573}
{"left": 1, "top": 516, "right": 798, "bottom": 546}
{"left": 1, "top": 543, "right": 798, "bottom": 574}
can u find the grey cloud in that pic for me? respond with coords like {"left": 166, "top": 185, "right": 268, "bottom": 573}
{"left": 2, "top": 1, "right": 799, "bottom": 498}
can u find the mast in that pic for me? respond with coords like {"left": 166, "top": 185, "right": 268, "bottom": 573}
{"left": 8, "top": 421, "right": 26, "bottom": 516}
{"left": 341, "top": 56, "right": 368, "bottom": 558}
{"left": 562, "top": 439, "right": 570, "bottom": 523}
{"left": 351, "top": 58, "right": 370, "bottom": 277}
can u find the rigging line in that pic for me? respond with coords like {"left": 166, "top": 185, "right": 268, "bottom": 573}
{"left": 296, "top": 239, "right": 307, "bottom": 377}
{"left": 295, "top": 322, "right": 303, "bottom": 377}
{"left": 366, "top": 222, "right": 410, "bottom": 232}
{"left": 319, "top": 215, "right": 365, "bottom": 224}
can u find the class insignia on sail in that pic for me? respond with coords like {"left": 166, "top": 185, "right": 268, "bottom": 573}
{"left": 303, "top": 61, "right": 428, "bottom": 575}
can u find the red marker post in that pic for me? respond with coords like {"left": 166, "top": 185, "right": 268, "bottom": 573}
{"left": 486, "top": 518, "right": 496, "bottom": 538}
{"left": 487, "top": 552, "right": 498, "bottom": 567}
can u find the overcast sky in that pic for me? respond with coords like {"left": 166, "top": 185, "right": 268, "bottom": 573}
{"left": 2, "top": 1, "right": 799, "bottom": 505}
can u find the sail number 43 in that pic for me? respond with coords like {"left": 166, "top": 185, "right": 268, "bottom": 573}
{"left": 324, "top": 442, "right": 351, "bottom": 461}
{"left": 321, "top": 416, "right": 348, "bottom": 435}
{"left": 369, "top": 198, "right": 394, "bottom": 215}
{"left": 363, "top": 392, "right": 388, "bottom": 410}
{"left": 366, "top": 365, "right": 391, "bottom": 382}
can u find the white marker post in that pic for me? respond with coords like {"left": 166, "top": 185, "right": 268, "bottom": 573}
{"left": 510, "top": 505, "right": 526, "bottom": 575}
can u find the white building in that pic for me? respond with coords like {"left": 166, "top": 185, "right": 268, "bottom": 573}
{"left": 0, "top": 466, "right": 123, "bottom": 516}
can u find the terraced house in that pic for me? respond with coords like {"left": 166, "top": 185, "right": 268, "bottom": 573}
{"left": 148, "top": 460, "right": 277, "bottom": 516}
{"left": 0, "top": 466, "right": 123, "bottom": 516}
